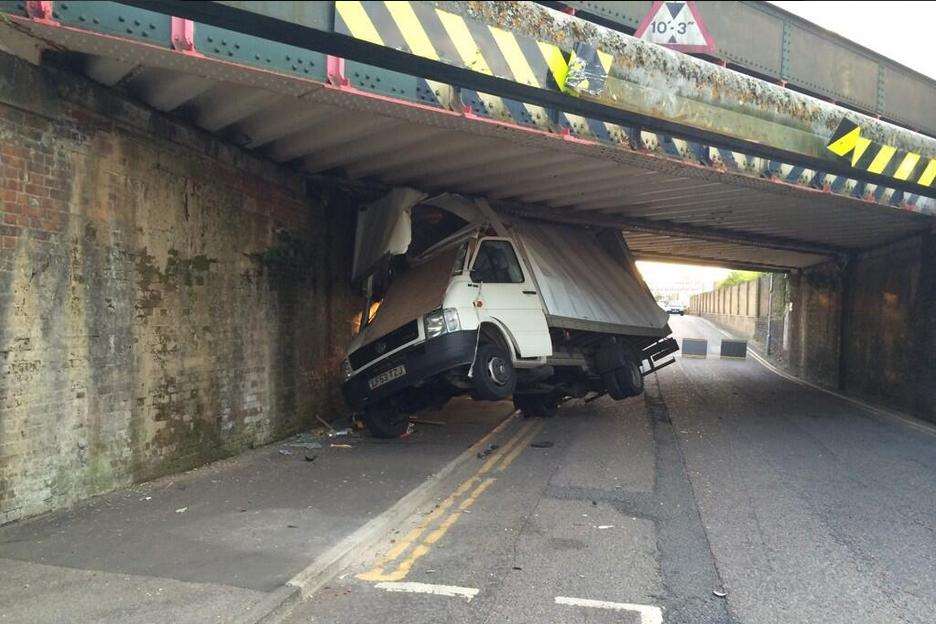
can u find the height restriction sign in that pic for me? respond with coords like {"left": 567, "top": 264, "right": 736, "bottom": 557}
{"left": 634, "top": 1, "right": 716, "bottom": 54}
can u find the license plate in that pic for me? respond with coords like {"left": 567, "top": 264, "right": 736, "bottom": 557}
{"left": 368, "top": 364, "right": 406, "bottom": 390}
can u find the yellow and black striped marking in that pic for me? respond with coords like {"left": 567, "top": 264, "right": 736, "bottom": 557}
{"left": 336, "top": 1, "right": 570, "bottom": 90}
{"left": 827, "top": 118, "right": 936, "bottom": 188}
{"left": 563, "top": 43, "right": 613, "bottom": 96}
{"left": 335, "top": 0, "right": 576, "bottom": 124}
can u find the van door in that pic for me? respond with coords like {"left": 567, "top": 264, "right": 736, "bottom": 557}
{"left": 469, "top": 237, "right": 552, "bottom": 357}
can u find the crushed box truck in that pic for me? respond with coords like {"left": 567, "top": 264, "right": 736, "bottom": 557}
{"left": 341, "top": 190, "right": 677, "bottom": 437}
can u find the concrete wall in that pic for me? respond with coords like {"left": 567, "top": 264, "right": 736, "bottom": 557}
{"left": 690, "top": 279, "right": 761, "bottom": 340}
{"left": 690, "top": 231, "right": 936, "bottom": 423}
{"left": 0, "top": 53, "right": 359, "bottom": 524}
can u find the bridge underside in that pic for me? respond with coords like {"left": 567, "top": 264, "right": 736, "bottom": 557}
{"left": 2, "top": 9, "right": 932, "bottom": 272}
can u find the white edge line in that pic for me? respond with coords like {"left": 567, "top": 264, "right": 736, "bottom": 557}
{"left": 700, "top": 318, "right": 936, "bottom": 438}
{"left": 746, "top": 347, "right": 936, "bottom": 437}
{"left": 555, "top": 596, "right": 663, "bottom": 624}
{"left": 376, "top": 581, "right": 479, "bottom": 601}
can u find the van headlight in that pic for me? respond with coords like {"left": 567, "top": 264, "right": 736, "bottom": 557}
{"left": 424, "top": 308, "right": 460, "bottom": 339}
{"left": 341, "top": 358, "right": 354, "bottom": 379}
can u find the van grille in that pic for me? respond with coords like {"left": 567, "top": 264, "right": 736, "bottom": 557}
{"left": 349, "top": 320, "right": 420, "bottom": 370}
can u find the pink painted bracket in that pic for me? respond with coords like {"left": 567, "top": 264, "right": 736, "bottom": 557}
{"left": 25, "top": 1, "right": 58, "bottom": 25}
{"left": 171, "top": 16, "right": 201, "bottom": 56}
{"left": 326, "top": 55, "right": 349, "bottom": 87}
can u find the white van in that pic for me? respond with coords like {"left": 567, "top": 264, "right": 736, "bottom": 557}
{"left": 341, "top": 191, "right": 676, "bottom": 437}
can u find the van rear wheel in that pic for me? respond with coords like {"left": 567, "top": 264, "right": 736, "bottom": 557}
{"left": 603, "top": 354, "right": 644, "bottom": 399}
{"left": 362, "top": 404, "right": 409, "bottom": 438}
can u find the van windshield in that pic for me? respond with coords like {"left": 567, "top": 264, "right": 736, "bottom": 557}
{"left": 364, "top": 247, "right": 460, "bottom": 339}
{"left": 408, "top": 204, "right": 470, "bottom": 258}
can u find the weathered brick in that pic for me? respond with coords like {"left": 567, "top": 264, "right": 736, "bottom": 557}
{"left": 0, "top": 52, "right": 360, "bottom": 524}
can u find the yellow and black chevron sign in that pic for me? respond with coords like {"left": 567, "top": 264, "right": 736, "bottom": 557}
{"left": 335, "top": 0, "right": 617, "bottom": 101}
{"left": 827, "top": 118, "right": 936, "bottom": 188}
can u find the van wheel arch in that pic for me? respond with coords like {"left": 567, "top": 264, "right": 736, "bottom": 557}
{"left": 478, "top": 321, "right": 517, "bottom": 360}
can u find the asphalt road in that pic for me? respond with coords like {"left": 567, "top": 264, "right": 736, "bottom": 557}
{"left": 285, "top": 315, "right": 936, "bottom": 624}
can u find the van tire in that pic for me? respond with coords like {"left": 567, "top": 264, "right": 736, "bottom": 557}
{"left": 471, "top": 343, "right": 516, "bottom": 401}
{"left": 616, "top": 358, "right": 644, "bottom": 397}
{"left": 362, "top": 404, "right": 409, "bottom": 438}
{"left": 602, "top": 352, "right": 644, "bottom": 399}
{"left": 513, "top": 393, "right": 558, "bottom": 418}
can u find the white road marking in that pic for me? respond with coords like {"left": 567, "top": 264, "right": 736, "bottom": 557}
{"left": 555, "top": 596, "right": 663, "bottom": 624}
{"left": 375, "top": 581, "right": 479, "bottom": 601}
{"left": 693, "top": 316, "right": 936, "bottom": 438}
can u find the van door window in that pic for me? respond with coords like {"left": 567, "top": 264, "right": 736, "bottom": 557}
{"left": 471, "top": 240, "right": 525, "bottom": 283}
{"left": 452, "top": 241, "right": 469, "bottom": 276}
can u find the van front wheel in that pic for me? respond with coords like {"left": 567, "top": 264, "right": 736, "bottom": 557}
{"left": 514, "top": 393, "right": 558, "bottom": 418}
{"left": 362, "top": 404, "right": 409, "bottom": 438}
{"left": 471, "top": 343, "right": 517, "bottom": 401}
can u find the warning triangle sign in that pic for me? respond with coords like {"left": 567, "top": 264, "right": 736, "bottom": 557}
{"left": 634, "top": 0, "right": 716, "bottom": 54}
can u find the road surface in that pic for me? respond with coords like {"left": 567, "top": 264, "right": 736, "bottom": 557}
{"left": 285, "top": 315, "right": 936, "bottom": 624}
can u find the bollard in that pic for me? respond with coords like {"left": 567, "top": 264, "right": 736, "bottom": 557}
{"left": 681, "top": 338, "right": 708, "bottom": 358}
{"left": 720, "top": 340, "right": 748, "bottom": 359}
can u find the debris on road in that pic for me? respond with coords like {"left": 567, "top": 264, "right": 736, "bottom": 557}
{"left": 477, "top": 443, "right": 500, "bottom": 459}
{"left": 304, "top": 454, "right": 317, "bottom": 462}
{"left": 175, "top": 507, "right": 187, "bottom": 514}
{"left": 410, "top": 418, "right": 446, "bottom": 426}
{"left": 713, "top": 590, "right": 727, "bottom": 598}
{"left": 530, "top": 441, "right": 554, "bottom": 448}
{"left": 315, "top": 414, "right": 336, "bottom": 434}
{"left": 289, "top": 442, "right": 322, "bottom": 449}
{"left": 597, "top": 525, "right": 614, "bottom": 529}
{"left": 278, "top": 449, "right": 293, "bottom": 456}
{"left": 331, "top": 444, "right": 353, "bottom": 449}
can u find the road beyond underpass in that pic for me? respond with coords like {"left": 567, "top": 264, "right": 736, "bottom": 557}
{"left": 285, "top": 315, "right": 936, "bottom": 624}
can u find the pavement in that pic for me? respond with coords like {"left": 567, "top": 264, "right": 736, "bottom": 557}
{"left": 0, "top": 398, "right": 515, "bottom": 624}
{"left": 4, "top": 315, "right": 936, "bottom": 624}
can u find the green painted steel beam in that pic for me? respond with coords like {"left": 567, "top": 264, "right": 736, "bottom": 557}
{"left": 562, "top": 1, "right": 936, "bottom": 138}
{"left": 111, "top": 0, "right": 936, "bottom": 200}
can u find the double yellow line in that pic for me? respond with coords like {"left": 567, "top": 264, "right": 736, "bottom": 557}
{"left": 357, "top": 419, "right": 543, "bottom": 582}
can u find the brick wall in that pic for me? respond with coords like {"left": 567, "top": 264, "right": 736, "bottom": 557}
{"left": 0, "top": 53, "right": 359, "bottom": 524}
{"left": 842, "top": 231, "right": 936, "bottom": 422}
{"left": 689, "top": 232, "right": 935, "bottom": 423}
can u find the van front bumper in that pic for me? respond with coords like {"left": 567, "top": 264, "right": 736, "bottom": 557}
{"left": 342, "top": 330, "right": 477, "bottom": 411}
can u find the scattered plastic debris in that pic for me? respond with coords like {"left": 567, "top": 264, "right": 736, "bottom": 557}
{"left": 713, "top": 590, "right": 727, "bottom": 598}
{"left": 597, "top": 525, "right": 614, "bottom": 530}
{"left": 315, "top": 414, "right": 337, "bottom": 434}
{"left": 175, "top": 507, "right": 187, "bottom": 514}
{"left": 530, "top": 441, "right": 554, "bottom": 448}
{"left": 410, "top": 418, "right": 446, "bottom": 426}
{"left": 289, "top": 441, "right": 323, "bottom": 450}
{"left": 139, "top": 496, "right": 152, "bottom": 502}
{"left": 331, "top": 444, "right": 353, "bottom": 449}
{"left": 477, "top": 443, "right": 500, "bottom": 459}
{"left": 278, "top": 449, "right": 293, "bottom": 456}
